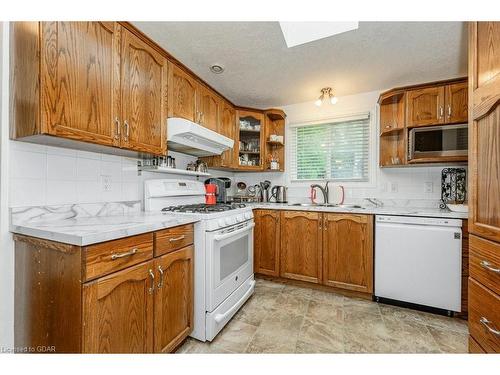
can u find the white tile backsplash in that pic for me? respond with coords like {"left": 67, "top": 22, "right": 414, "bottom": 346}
{"left": 8, "top": 141, "right": 212, "bottom": 208}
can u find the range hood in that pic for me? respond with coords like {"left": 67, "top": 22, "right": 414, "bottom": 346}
{"left": 167, "top": 117, "right": 234, "bottom": 157}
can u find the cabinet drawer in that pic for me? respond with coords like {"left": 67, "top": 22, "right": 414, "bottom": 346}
{"left": 468, "top": 278, "right": 500, "bottom": 353}
{"left": 154, "top": 224, "right": 194, "bottom": 256}
{"left": 470, "top": 235, "right": 500, "bottom": 295}
{"left": 84, "top": 233, "right": 154, "bottom": 281}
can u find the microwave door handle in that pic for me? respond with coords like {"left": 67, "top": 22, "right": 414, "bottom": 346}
{"left": 213, "top": 223, "right": 255, "bottom": 241}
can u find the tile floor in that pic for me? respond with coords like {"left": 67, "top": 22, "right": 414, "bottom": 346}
{"left": 177, "top": 278, "right": 468, "bottom": 354}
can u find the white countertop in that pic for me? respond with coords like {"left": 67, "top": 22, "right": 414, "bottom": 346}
{"left": 10, "top": 200, "right": 467, "bottom": 247}
{"left": 10, "top": 203, "right": 198, "bottom": 246}
{"left": 247, "top": 203, "right": 468, "bottom": 219}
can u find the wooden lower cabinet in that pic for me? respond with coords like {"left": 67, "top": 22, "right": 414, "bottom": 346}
{"left": 14, "top": 224, "right": 194, "bottom": 354}
{"left": 82, "top": 261, "right": 155, "bottom": 353}
{"left": 254, "top": 210, "right": 280, "bottom": 276}
{"left": 261, "top": 210, "right": 374, "bottom": 295}
{"left": 154, "top": 246, "right": 194, "bottom": 353}
{"left": 280, "top": 211, "right": 323, "bottom": 284}
{"left": 322, "top": 214, "right": 373, "bottom": 293}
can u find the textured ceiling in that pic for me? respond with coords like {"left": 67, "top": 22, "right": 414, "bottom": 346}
{"left": 133, "top": 21, "right": 468, "bottom": 108}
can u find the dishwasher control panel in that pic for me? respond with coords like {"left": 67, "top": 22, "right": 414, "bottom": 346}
{"left": 376, "top": 215, "right": 463, "bottom": 227}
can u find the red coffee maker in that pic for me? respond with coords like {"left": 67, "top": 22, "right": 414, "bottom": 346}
{"left": 205, "top": 183, "right": 217, "bottom": 205}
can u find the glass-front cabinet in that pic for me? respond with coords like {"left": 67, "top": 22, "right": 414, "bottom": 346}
{"left": 236, "top": 110, "right": 265, "bottom": 170}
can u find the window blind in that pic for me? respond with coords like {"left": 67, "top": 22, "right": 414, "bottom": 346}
{"left": 290, "top": 114, "right": 370, "bottom": 181}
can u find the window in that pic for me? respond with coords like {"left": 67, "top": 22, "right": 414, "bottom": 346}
{"left": 290, "top": 113, "right": 370, "bottom": 182}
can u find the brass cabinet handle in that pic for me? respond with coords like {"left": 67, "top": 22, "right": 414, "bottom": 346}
{"left": 439, "top": 106, "right": 444, "bottom": 119}
{"left": 480, "top": 317, "right": 500, "bottom": 337}
{"left": 124, "top": 120, "right": 130, "bottom": 141}
{"left": 111, "top": 248, "right": 138, "bottom": 260}
{"left": 447, "top": 105, "right": 452, "bottom": 118}
{"left": 480, "top": 260, "right": 500, "bottom": 274}
{"left": 324, "top": 216, "right": 328, "bottom": 231}
{"left": 148, "top": 269, "right": 155, "bottom": 294}
{"left": 114, "top": 117, "right": 121, "bottom": 140}
{"left": 157, "top": 266, "right": 164, "bottom": 289}
{"left": 169, "top": 235, "right": 186, "bottom": 242}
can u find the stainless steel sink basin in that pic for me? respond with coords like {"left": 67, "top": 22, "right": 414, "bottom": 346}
{"left": 288, "top": 203, "right": 320, "bottom": 207}
{"left": 288, "top": 203, "right": 364, "bottom": 209}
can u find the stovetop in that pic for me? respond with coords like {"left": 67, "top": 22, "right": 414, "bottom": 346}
{"left": 161, "top": 203, "right": 247, "bottom": 214}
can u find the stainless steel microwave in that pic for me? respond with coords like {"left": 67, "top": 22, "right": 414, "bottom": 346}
{"left": 408, "top": 124, "right": 468, "bottom": 161}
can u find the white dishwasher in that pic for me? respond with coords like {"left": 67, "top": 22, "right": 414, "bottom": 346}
{"left": 375, "top": 215, "right": 463, "bottom": 313}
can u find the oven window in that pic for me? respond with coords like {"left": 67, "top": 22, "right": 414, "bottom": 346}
{"left": 220, "top": 236, "right": 249, "bottom": 280}
{"left": 414, "top": 127, "right": 468, "bottom": 153}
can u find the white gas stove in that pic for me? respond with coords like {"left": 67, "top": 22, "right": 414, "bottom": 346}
{"left": 144, "top": 179, "right": 255, "bottom": 341}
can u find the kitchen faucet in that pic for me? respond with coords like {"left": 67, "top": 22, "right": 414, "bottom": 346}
{"left": 310, "top": 181, "right": 329, "bottom": 204}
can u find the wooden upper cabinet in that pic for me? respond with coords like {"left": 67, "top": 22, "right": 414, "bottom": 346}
{"left": 154, "top": 246, "right": 193, "bottom": 353}
{"left": 406, "top": 86, "right": 445, "bottom": 127}
{"left": 40, "top": 22, "right": 121, "bottom": 146}
{"left": 168, "top": 63, "right": 198, "bottom": 122}
{"left": 469, "top": 22, "right": 500, "bottom": 242}
{"left": 219, "top": 101, "right": 236, "bottom": 167}
{"left": 120, "top": 28, "right": 168, "bottom": 155}
{"left": 197, "top": 84, "right": 221, "bottom": 132}
{"left": 254, "top": 210, "right": 280, "bottom": 277}
{"left": 82, "top": 260, "right": 154, "bottom": 353}
{"left": 322, "top": 214, "right": 373, "bottom": 293}
{"left": 446, "top": 81, "right": 468, "bottom": 124}
{"left": 280, "top": 211, "right": 322, "bottom": 283}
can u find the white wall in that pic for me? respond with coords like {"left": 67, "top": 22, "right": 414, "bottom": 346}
{"left": 0, "top": 21, "right": 15, "bottom": 351}
{"left": 234, "top": 90, "right": 464, "bottom": 206}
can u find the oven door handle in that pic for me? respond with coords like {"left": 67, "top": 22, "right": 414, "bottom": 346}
{"left": 213, "top": 223, "right": 255, "bottom": 241}
{"left": 214, "top": 280, "right": 256, "bottom": 324}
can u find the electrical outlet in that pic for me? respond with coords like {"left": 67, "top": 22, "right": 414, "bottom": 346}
{"left": 424, "top": 181, "right": 433, "bottom": 193}
{"left": 101, "top": 175, "right": 112, "bottom": 192}
{"left": 389, "top": 182, "right": 398, "bottom": 193}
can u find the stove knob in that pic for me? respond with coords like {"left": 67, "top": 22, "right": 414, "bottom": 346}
{"left": 236, "top": 215, "right": 244, "bottom": 222}
{"left": 218, "top": 219, "right": 226, "bottom": 227}
{"left": 244, "top": 212, "right": 252, "bottom": 220}
{"left": 225, "top": 217, "right": 233, "bottom": 225}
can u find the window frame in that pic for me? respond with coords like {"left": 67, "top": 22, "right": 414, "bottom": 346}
{"left": 285, "top": 108, "right": 378, "bottom": 188}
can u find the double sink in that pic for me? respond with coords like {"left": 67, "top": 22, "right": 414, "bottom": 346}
{"left": 288, "top": 203, "right": 364, "bottom": 209}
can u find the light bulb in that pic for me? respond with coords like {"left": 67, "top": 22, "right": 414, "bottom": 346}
{"left": 330, "top": 95, "right": 338, "bottom": 104}
{"left": 314, "top": 98, "right": 323, "bottom": 107}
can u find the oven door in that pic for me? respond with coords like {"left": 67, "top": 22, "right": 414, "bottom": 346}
{"left": 205, "top": 220, "right": 254, "bottom": 312}
{"left": 409, "top": 124, "right": 468, "bottom": 161}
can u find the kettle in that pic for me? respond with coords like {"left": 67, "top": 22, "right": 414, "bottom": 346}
{"left": 270, "top": 185, "right": 287, "bottom": 203}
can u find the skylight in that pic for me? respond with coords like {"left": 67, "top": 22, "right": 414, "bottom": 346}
{"left": 279, "top": 22, "right": 359, "bottom": 48}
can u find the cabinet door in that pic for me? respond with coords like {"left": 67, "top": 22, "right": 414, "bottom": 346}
{"left": 169, "top": 63, "right": 198, "bottom": 122}
{"left": 406, "top": 86, "right": 445, "bottom": 127}
{"left": 445, "top": 81, "right": 468, "bottom": 124}
{"left": 236, "top": 109, "right": 265, "bottom": 170}
{"left": 154, "top": 246, "right": 193, "bottom": 353}
{"left": 469, "top": 22, "right": 500, "bottom": 242}
{"left": 280, "top": 211, "right": 322, "bottom": 283}
{"left": 254, "top": 210, "right": 280, "bottom": 276}
{"left": 197, "top": 84, "right": 221, "bottom": 132}
{"left": 322, "top": 214, "right": 373, "bottom": 293}
{"left": 82, "top": 260, "right": 154, "bottom": 353}
{"left": 40, "top": 22, "right": 120, "bottom": 146}
{"left": 219, "top": 101, "right": 236, "bottom": 167}
{"left": 120, "top": 28, "right": 168, "bottom": 155}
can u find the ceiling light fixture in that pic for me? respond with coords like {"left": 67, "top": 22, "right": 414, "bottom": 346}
{"left": 315, "top": 87, "right": 337, "bottom": 107}
{"left": 210, "top": 64, "right": 224, "bottom": 74}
